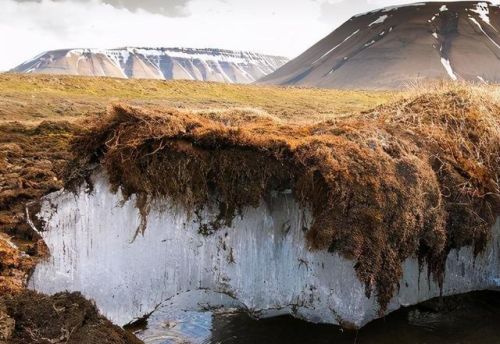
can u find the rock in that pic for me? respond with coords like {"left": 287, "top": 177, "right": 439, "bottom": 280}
{"left": 29, "top": 174, "right": 500, "bottom": 328}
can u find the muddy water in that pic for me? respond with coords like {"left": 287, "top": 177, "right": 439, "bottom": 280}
{"left": 134, "top": 291, "right": 500, "bottom": 344}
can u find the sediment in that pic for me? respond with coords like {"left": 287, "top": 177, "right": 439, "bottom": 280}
{"left": 1, "top": 291, "right": 142, "bottom": 344}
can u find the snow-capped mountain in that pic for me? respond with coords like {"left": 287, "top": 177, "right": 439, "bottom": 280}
{"left": 260, "top": 1, "right": 500, "bottom": 89}
{"left": 11, "top": 47, "right": 289, "bottom": 84}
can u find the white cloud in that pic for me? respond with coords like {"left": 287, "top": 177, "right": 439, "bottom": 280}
{"left": 13, "top": 0, "right": 193, "bottom": 16}
{"left": 0, "top": 0, "right": 330, "bottom": 70}
{"left": 102, "top": 0, "right": 191, "bottom": 16}
{"left": 1, "top": 0, "right": 499, "bottom": 71}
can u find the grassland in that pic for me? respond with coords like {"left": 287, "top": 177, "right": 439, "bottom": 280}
{"left": 0, "top": 73, "right": 395, "bottom": 125}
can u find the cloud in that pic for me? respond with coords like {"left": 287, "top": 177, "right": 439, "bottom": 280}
{"left": 8, "top": 0, "right": 492, "bottom": 72}
{"left": 102, "top": 0, "right": 191, "bottom": 16}
{"left": 1, "top": 0, "right": 330, "bottom": 71}
{"left": 319, "top": 0, "right": 371, "bottom": 25}
{"left": 318, "top": 0, "right": 416, "bottom": 26}
{"left": 13, "top": 0, "right": 193, "bottom": 16}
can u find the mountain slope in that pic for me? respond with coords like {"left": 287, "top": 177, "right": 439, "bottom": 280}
{"left": 11, "top": 48, "right": 289, "bottom": 84}
{"left": 260, "top": 1, "right": 500, "bottom": 89}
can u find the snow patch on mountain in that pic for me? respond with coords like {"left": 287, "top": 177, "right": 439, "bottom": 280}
{"left": 441, "top": 57, "right": 458, "bottom": 80}
{"left": 369, "top": 15, "right": 389, "bottom": 26}
{"left": 312, "top": 30, "right": 359, "bottom": 64}
{"left": 469, "top": 18, "right": 500, "bottom": 49}
{"left": 472, "top": 2, "right": 492, "bottom": 24}
{"left": 12, "top": 47, "right": 289, "bottom": 84}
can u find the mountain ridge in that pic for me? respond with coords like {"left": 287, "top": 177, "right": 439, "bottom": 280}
{"left": 260, "top": 1, "right": 500, "bottom": 89}
{"left": 11, "top": 47, "right": 289, "bottom": 84}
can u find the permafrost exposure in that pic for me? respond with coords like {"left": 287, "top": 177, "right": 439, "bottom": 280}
{"left": 29, "top": 174, "right": 500, "bottom": 328}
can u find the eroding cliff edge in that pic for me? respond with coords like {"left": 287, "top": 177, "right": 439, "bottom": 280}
{"left": 29, "top": 174, "right": 499, "bottom": 328}
{"left": 28, "top": 85, "right": 500, "bottom": 328}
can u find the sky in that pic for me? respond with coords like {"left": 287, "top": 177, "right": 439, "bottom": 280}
{"left": 1, "top": 0, "right": 499, "bottom": 70}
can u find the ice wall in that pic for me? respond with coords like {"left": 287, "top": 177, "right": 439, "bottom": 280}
{"left": 29, "top": 174, "right": 500, "bottom": 328}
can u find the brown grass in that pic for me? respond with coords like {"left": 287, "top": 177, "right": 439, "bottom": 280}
{"left": 0, "top": 73, "right": 395, "bottom": 125}
{"left": 67, "top": 84, "right": 500, "bottom": 313}
{"left": 0, "top": 122, "right": 74, "bottom": 247}
{"left": 0, "top": 234, "right": 34, "bottom": 296}
{"left": 0, "top": 121, "right": 77, "bottom": 297}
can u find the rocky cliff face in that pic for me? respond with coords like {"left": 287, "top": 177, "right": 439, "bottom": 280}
{"left": 28, "top": 174, "right": 500, "bottom": 328}
{"left": 11, "top": 48, "right": 289, "bottom": 84}
{"left": 260, "top": 1, "right": 500, "bottom": 89}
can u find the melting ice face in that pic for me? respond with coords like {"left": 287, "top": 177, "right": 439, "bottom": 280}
{"left": 28, "top": 174, "right": 500, "bottom": 330}
{"left": 136, "top": 291, "right": 500, "bottom": 344}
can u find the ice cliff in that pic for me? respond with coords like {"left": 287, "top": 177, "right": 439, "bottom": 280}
{"left": 29, "top": 174, "right": 500, "bottom": 328}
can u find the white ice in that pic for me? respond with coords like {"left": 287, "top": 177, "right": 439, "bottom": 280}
{"left": 28, "top": 174, "right": 500, "bottom": 328}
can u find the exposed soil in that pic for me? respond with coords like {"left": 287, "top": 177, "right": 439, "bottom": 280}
{"left": 1, "top": 291, "right": 142, "bottom": 344}
{"left": 0, "top": 121, "right": 143, "bottom": 343}
{"left": 0, "top": 122, "right": 73, "bottom": 234}
{"left": 0, "top": 121, "right": 74, "bottom": 294}
{"left": 0, "top": 234, "right": 33, "bottom": 298}
{"left": 68, "top": 85, "right": 499, "bottom": 313}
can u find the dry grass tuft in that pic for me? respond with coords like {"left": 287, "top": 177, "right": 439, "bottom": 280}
{"left": 67, "top": 84, "right": 500, "bottom": 313}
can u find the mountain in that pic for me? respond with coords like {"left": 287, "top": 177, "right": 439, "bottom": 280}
{"left": 11, "top": 48, "right": 289, "bottom": 84}
{"left": 260, "top": 1, "right": 500, "bottom": 89}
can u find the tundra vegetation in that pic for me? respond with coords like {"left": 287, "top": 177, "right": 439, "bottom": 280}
{"left": 0, "top": 74, "right": 498, "bottom": 342}
{"left": 0, "top": 74, "right": 392, "bottom": 342}
{"left": 68, "top": 84, "right": 500, "bottom": 313}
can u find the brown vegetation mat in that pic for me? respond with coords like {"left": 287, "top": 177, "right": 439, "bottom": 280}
{"left": 68, "top": 86, "right": 500, "bottom": 313}
{"left": 0, "top": 291, "right": 142, "bottom": 343}
{"left": 0, "top": 122, "right": 140, "bottom": 343}
{"left": 0, "top": 235, "right": 33, "bottom": 297}
{"left": 0, "top": 121, "right": 76, "bottom": 296}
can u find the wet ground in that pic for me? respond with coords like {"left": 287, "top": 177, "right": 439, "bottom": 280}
{"left": 133, "top": 291, "right": 500, "bottom": 344}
